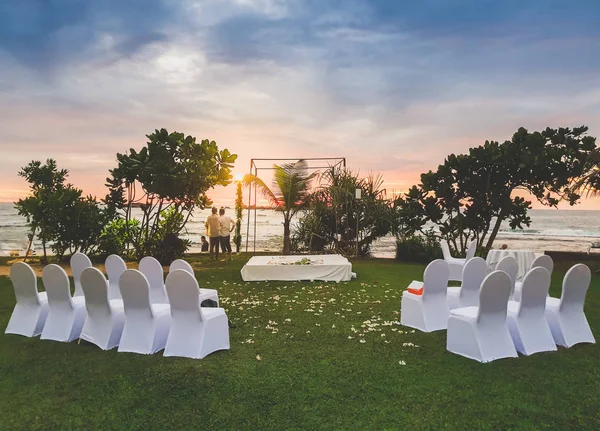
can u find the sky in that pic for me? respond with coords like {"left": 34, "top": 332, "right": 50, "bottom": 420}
{"left": 1, "top": 0, "right": 600, "bottom": 209}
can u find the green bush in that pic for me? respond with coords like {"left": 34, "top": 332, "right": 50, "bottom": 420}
{"left": 97, "top": 218, "right": 141, "bottom": 259}
{"left": 396, "top": 230, "right": 442, "bottom": 263}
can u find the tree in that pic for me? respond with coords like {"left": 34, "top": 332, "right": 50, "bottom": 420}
{"left": 572, "top": 148, "right": 600, "bottom": 197}
{"left": 105, "top": 128, "right": 237, "bottom": 261}
{"left": 292, "top": 166, "right": 396, "bottom": 256}
{"left": 243, "top": 160, "right": 317, "bottom": 254}
{"left": 396, "top": 126, "right": 596, "bottom": 256}
{"left": 233, "top": 181, "right": 243, "bottom": 253}
{"left": 15, "top": 159, "right": 108, "bottom": 262}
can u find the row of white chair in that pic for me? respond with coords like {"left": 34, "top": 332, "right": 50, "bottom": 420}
{"left": 5, "top": 260, "right": 229, "bottom": 359}
{"left": 70, "top": 253, "right": 219, "bottom": 305}
{"left": 401, "top": 259, "right": 595, "bottom": 362}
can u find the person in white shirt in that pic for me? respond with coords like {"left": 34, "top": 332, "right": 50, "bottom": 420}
{"left": 218, "top": 207, "right": 235, "bottom": 260}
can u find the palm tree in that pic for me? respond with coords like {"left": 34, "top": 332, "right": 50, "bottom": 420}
{"left": 573, "top": 148, "right": 600, "bottom": 197}
{"left": 243, "top": 160, "right": 317, "bottom": 254}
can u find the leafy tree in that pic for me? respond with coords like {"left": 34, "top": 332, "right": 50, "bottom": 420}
{"left": 572, "top": 148, "right": 600, "bottom": 197}
{"left": 105, "top": 128, "right": 237, "bottom": 260}
{"left": 243, "top": 160, "right": 317, "bottom": 255}
{"left": 396, "top": 126, "right": 597, "bottom": 256}
{"left": 233, "top": 181, "right": 243, "bottom": 253}
{"left": 292, "top": 166, "right": 396, "bottom": 256}
{"left": 15, "top": 159, "right": 108, "bottom": 262}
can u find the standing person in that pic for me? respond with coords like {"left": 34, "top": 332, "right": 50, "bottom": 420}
{"left": 205, "top": 207, "right": 221, "bottom": 261}
{"left": 219, "top": 207, "right": 236, "bottom": 261}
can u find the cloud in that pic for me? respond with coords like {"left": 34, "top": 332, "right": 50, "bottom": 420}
{"left": 1, "top": 0, "right": 600, "bottom": 206}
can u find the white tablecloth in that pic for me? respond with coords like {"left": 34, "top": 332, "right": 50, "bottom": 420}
{"left": 240, "top": 255, "right": 353, "bottom": 282}
{"left": 486, "top": 250, "right": 536, "bottom": 281}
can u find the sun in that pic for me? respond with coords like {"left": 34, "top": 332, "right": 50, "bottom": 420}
{"left": 234, "top": 173, "right": 244, "bottom": 182}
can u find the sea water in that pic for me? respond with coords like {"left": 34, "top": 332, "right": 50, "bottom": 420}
{"left": 1, "top": 202, "right": 599, "bottom": 258}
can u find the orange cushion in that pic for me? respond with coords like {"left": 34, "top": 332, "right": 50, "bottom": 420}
{"left": 407, "top": 287, "right": 424, "bottom": 295}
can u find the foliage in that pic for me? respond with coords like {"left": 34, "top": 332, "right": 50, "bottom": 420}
{"left": 15, "top": 159, "right": 109, "bottom": 262}
{"left": 105, "top": 128, "right": 237, "bottom": 260}
{"left": 243, "top": 160, "right": 317, "bottom": 254}
{"left": 395, "top": 126, "right": 597, "bottom": 255}
{"left": 572, "top": 148, "right": 600, "bottom": 197}
{"left": 395, "top": 229, "right": 443, "bottom": 263}
{"left": 292, "top": 166, "right": 396, "bottom": 256}
{"left": 97, "top": 218, "right": 141, "bottom": 259}
{"left": 148, "top": 206, "right": 192, "bottom": 264}
{"left": 233, "top": 181, "right": 243, "bottom": 253}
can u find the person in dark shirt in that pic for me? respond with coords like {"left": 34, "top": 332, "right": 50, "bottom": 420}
{"left": 201, "top": 236, "right": 209, "bottom": 252}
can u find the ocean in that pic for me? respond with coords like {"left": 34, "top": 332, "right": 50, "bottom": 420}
{"left": 1, "top": 202, "right": 599, "bottom": 258}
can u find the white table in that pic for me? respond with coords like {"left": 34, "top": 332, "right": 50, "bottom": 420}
{"left": 240, "top": 255, "right": 354, "bottom": 282}
{"left": 486, "top": 250, "right": 536, "bottom": 281}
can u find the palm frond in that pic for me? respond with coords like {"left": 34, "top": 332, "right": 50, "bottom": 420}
{"left": 242, "top": 174, "right": 281, "bottom": 207}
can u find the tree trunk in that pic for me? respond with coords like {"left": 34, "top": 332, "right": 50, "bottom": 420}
{"left": 484, "top": 211, "right": 506, "bottom": 254}
{"left": 283, "top": 218, "right": 291, "bottom": 255}
{"left": 41, "top": 238, "right": 48, "bottom": 265}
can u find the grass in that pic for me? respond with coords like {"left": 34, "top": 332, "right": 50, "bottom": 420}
{"left": 0, "top": 255, "right": 599, "bottom": 430}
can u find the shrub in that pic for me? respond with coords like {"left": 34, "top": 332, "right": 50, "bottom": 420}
{"left": 396, "top": 230, "right": 442, "bottom": 263}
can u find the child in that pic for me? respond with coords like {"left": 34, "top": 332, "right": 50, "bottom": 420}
{"left": 201, "top": 236, "right": 209, "bottom": 252}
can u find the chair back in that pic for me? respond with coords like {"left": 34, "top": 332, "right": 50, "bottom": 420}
{"left": 518, "top": 267, "right": 551, "bottom": 315}
{"left": 530, "top": 254, "right": 553, "bottom": 275}
{"left": 465, "top": 240, "right": 477, "bottom": 260}
{"left": 119, "top": 269, "right": 153, "bottom": 317}
{"left": 439, "top": 241, "right": 452, "bottom": 260}
{"left": 10, "top": 262, "right": 41, "bottom": 305}
{"left": 139, "top": 256, "right": 168, "bottom": 303}
{"left": 81, "top": 267, "right": 111, "bottom": 317}
{"left": 422, "top": 259, "right": 450, "bottom": 297}
{"left": 559, "top": 264, "right": 591, "bottom": 314}
{"left": 459, "top": 257, "right": 487, "bottom": 303}
{"left": 70, "top": 252, "right": 92, "bottom": 296}
{"left": 42, "top": 264, "right": 73, "bottom": 307}
{"left": 169, "top": 259, "right": 194, "bottom": 275}
{"left": 166, "top": 270, "right": 202, "bottom": 319}
{"left": 477, "top": 270, "right": 511, "bottom": 324}
{"left": 106, "top": 254, "right": 127, "bottom": 286}
{"left": 495, "top": 256, "right": 518, "bottom": 287}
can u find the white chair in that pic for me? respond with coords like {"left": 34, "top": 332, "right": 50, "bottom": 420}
{"left": 506, "top": 267, "right": 557, "bottom": 355}
{"left": 70, "top": 252, "right": 92, "bottom": 297}
{"left": 105, "top": 254, "right": 127, "bottom": 300}
{"left": 117, "top": 269, "right": 171, "bottom": 355}
{"left": 169, "top": 259, "right": 220, "bottom": 306}
{"left": 545, "top": 264, "right": 596, "bottom": 348}
{"left": 164, "top": 269, "right": 230, "bottom": 359}
{"left": 80, "top": 267, "right": 125, "bottom": 350}
{"left": 440, "top": 239, "right": 476, "bottom": 281}
{"left": 513, "top": 255, "right": 553, "bottom": 301}
{"left": 447, "top": 270, "right": 517, "bottom": 362}
{"left": 447, "top": 257, "right": 487, "bottom": 310}
{"left": 495, "top": 255, "right": 518, "bottom": 299}
{"left": 400, "top": 259, "right": 450, "bottom": 332}
{"left": 139, "top": 256, "right": 168, "bottom": 304}
{"left": 5, "top": 262, "right": 49, "bottom": 337}
{"left": 40, "top": 264, "right": 87, "bottom": 342}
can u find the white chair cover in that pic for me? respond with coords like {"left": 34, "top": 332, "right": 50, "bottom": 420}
{"left": 118, "top": 269, "right": 171, "bottom": 354}
{"left": 169, "top": 259, "right": 194, "bottom": 274}
{"left": 139, "top": 256, "right": 168, "bottom": 304}
{"left": 105, "top": 254, "right": 127, "bottom": 300}
{"left": 545, "top": 264, "right": 596, "bottom": 348}
{"left": 5, "top": 262, "right": 49, "bottom": 337}
{"left": 80, "top": 267, "right": 125, "bottom": 350}
{"left": 164, "top": 270, "right": 230, "bottom": 359}
{"left": 70, "top": 252, "right": 92, "bottom": 297}
{"left": 506, "top": 267, "right": 556, "bottom": 355}
{"left": 513, "top": 254, "right": 554, "bottom": 301}
{"left": 169, "top": 259, "right": 220, "bottom": 305}
{"left": 447, "top": 257, "right": 487, "bottom": 310}
{"left": 495, "top": 256, "right": 518, "bottom": 298}
{"left": 40, "top": 264, "right": 87, "bottom": 342}
{"left": 447, "top": 270, "right": 517, "bottom": 362}
{"left": 440, "top": 240, "right": 476, "bottom": 281}
{"left": 400, "top": 259, "right": 450, "bottom": 332}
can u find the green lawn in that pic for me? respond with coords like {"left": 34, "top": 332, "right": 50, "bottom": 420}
{"left": 1, "top": 255, "right": 599, "bottom": 430}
